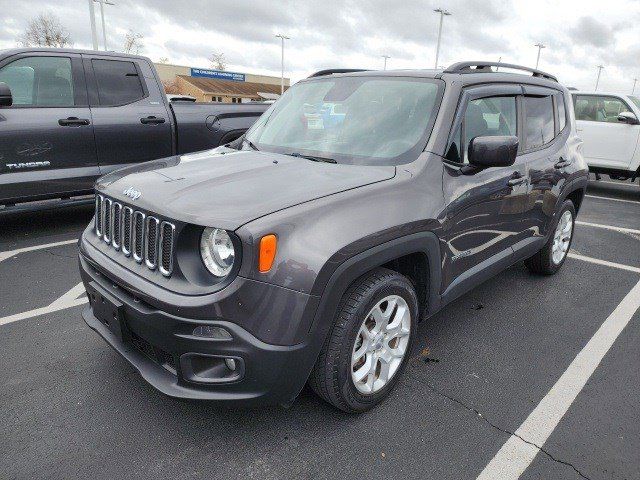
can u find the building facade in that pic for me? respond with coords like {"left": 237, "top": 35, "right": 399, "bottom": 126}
{"left": 156, "top": 62, "right": 290, "bottom": 103}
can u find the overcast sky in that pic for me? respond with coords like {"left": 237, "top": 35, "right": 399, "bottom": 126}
{"left": 1, "top": 0, "right": 639, "bottom": 92}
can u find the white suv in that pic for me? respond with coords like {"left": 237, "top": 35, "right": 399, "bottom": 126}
{"left": 572, "top": 92, "right": 640, "bottom": 184}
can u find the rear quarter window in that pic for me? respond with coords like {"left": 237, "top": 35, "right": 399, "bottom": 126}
{"left": 557, "top": 94, "right": 567, "bottom": 131}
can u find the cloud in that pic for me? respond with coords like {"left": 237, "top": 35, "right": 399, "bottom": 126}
{"left": 569, "top": 16, "right": 613, "bottom": 49}
{"left": 0, "top": 0, "right": 639, "bottom": 92}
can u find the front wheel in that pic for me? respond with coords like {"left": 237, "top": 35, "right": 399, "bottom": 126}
{"left": 525, "top": 199, "right": 576, "bottom": 275}
{"left": 308, "top": 268, "right": 418, "bottom": 413}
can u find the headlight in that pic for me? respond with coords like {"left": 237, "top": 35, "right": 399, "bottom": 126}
{"left": 200, "top": 228, "right": 235, "bottom": 277}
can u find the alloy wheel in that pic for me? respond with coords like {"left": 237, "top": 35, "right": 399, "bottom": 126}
{"left": 552, "top": 210, "right": 573, "bottom": 265}
{"left": 350, "top": 295, "right": 411, "bottom": 394}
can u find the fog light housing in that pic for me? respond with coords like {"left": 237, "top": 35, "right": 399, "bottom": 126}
{"left": 192, "top": 325, "right": 232, "bottom": 339}
{"left": 180, "top": 353, "right": 244, "bottom": 384}
{"left": 224, "top": 358, "right": 236, "bottom": 371}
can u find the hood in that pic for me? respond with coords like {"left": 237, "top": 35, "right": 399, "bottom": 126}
{"left": 97, "top": 148, "right": 396, "bottom": 230}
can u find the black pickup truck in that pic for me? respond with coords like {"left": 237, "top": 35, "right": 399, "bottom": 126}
{"left": 0, "top": 48, "right": 269, "bottom": 212}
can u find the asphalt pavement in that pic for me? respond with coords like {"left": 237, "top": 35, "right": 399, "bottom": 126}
{"left": 1, "top": 176, "right": 638, "bottom": 480}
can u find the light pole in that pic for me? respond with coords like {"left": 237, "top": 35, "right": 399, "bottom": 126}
{"left": 87, "top": 0, "right": 98, "bottom": 50}
{"left": 275, "top": 34, "right": 290, "bottom": 95}
{"left": 433, "top": 8, "right": 451, "bottom": 69}
{"left": 94, "top": 0, "right": 115, "bottom": 51}
{"left": 381, "top": 55, "right": 391, "bottom": 70}
{"left": 595, "top": 65, "right": 604, "bottom": 91}
{"left": 534, "top": 43, "right": 546, "bottom": 69}
{"left": 633, "top": 78, "right": 638, "bottom": 95}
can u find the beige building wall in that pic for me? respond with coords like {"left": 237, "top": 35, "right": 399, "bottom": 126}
{"left": 155, "top": 63, "right": 190, "bottom": 83}
{"left": 154, "top": 63, "right": 289, "bottom": 87}
{"left": 245, "top": 73, "right": 290, "bottom": 86}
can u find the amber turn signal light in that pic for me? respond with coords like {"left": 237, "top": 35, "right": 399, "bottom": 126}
{"left": 259, "top": 234, "right": 277, "bottom": 273}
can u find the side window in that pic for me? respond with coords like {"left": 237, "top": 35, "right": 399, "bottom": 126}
{"left": 524, "top": 96, "right": 554, "bottom": 149}
{"left": 556, "top": 93, "right": 567, "bottom": 131}
{"left": 574, "top": 95, "right": 631, "bottom": 123}
{"left": 92, "top": 59, "right": 145, "bottom": 106}
{"left": 446, "top": 96, "right": 517, "bottom": 163}
{"left": 0, "top": 56, "right": 74, "bottom": 107}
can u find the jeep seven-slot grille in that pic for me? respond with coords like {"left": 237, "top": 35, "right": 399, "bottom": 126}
{"left": 94, "top": 195, "right": 175, "bottom": 276}
{"left": 112, "top": 202, "right": 122, "bottom": 250}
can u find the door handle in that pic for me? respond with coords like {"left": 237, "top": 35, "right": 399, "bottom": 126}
{"left": 140, "top": 116, "right": 166, "bottom": 125}
{"left": 58, "top": 117, "right": 90, "bottom": 126}
{"left": 554, "top": 158, "right": 572, "bottom": 169}
{"left": 507, "top": 172, "right": 526, "bottom": 186}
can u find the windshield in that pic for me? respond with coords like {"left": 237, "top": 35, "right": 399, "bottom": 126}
{"left": 629, "top": 96, "right": 640, "bottom": 110}
{"left": 244, "top": 76, "right": 443, "bottom": 165}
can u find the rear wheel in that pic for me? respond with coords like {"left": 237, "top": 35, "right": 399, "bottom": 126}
{"left": 308, "top": 268, "right": 418, "bottom": 413}
{"left": 525, "top": 200, "right": 576, "bottom": 275}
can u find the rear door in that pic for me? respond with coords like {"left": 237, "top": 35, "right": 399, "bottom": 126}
{"left": 441, "top": 84, "right": 529, "bottom": 296}
{"left": 84, "top": 55, "right": 173, "bottom": 175}
{"left": 573, "top": 94, "right": 640, "bottom": 170}
{"left": 0, "top": 52, "right": 98, "bottom": 204}
{"left": 517, "top": 86, "right": 569, "bottom": 246}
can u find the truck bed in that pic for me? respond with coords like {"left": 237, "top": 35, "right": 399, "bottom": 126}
{"left": 171, "top": 102, "right": 270, "bottom": 154}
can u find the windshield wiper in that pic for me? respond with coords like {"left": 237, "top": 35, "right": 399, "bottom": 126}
{"left": 242, "top": 138, "right": 259, "bottom": 151}
{"left": 288, "top": 152, "right": 337, "bottom": 164}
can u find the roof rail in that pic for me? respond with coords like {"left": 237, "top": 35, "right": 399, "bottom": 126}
{"left": 308, "top": 68, "right": 369, "bottom": 78}
{"left": 444, "top": 61, "right": 558, "bottom": 82}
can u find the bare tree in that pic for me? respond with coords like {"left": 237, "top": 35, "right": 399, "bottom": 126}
{"left": 158, "top": 57, "right": 169, "bottom": 64}
{"left": 19, "top": 12, "right": 72, "bottom": 48}
{"left": 123, "top": 30, "right": 144, "bottom": 54}
{"left": 209, "top": 52, "right": 226, "bottom": 71}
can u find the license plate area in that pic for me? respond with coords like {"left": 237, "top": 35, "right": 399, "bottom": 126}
{"left": 87, "top": 281, "right": 125, "bottom": 342}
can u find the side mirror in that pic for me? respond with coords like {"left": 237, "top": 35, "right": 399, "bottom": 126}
{"left": 617, "top": 111, "right": 639, "bottom": 125}
{"left": 468, "top": 135, "right": 518, "bottom": 169}
{"left": 0, "top": 82, "right": 12, "bottom": 107}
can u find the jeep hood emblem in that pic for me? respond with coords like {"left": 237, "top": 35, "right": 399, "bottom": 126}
{"left": 123, "top": 186, "right": 142, "bottom": 200}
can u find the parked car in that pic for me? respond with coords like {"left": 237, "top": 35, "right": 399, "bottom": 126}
{"left": 79, "top": 62, "right": 588, "bottom": 412}
{"left": 0, "top": 48, "right": 269, "bottom": 212}
{"left": 572, "top": 91, "right": 640, "bottom": 184}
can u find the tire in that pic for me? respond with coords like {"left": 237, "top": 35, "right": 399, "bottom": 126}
{"left": 525, "top": 199, "right": 576, "bottom": 275}
{"left": 308, "top": 268, "right": 418, "bottom": 413}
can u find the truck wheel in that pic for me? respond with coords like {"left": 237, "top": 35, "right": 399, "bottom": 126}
{"left": 525, "top": 200, "right": 576, "bottom": 275}
{"left": 309, "top": 268, "right": 418, "bottom": 413}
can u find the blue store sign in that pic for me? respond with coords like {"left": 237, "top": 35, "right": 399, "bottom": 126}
{"left": 190, "top": 68, "right": 245, "bottom": 82}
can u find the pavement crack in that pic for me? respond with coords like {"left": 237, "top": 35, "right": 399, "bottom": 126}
{"left": 46, "top": 250, "right": 76, "bottom": 260}
{"left": 420, "top": 382, "right": 592, "bottom": 480}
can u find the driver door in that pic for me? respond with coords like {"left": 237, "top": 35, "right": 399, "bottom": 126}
{"left": 440, "top": 84, "right": 530, "bottom": 299}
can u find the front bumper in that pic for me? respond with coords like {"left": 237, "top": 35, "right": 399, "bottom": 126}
{"left": 79, "top": 252, "right": 319, "bottom": 406}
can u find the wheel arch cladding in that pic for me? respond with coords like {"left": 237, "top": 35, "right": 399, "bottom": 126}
{"left": 309, "top": 231, "right": 442, "bottom": 340}
{"left": 566, "top": 187, "right": 585, "bottom": 213}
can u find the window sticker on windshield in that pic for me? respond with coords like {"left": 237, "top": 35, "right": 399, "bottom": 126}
{"left": 307, "top": 116, "right": 325, "bottom": 129}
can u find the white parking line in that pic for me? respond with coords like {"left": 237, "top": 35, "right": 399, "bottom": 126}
{"left": 477, "top": 278, "right": 640, "bottom": 480}
{"left": 585, "top": 194, "right": 639, "bottom": 205}
{"left": 0, "top": 239, "right": 77, "bottom": 263}
{"left": 590, "top": 179, "right": 639, "bottom": 188}
{"left": 569, "top": 252, "right": 640, "bottom": 274}
{"left": 575, "top": 220, "right": 640, "bottom": 236}
{"left": 0, "top": 282, "right": 87, "bottom": 327}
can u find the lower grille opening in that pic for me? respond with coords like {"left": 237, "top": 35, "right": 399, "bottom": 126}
{"left": 130, "top": 331, "right": 177, "bottom": 374}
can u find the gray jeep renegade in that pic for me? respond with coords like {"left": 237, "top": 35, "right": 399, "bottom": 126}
{"left": 79, "top": 62, "right": 588, "bottom": 412}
